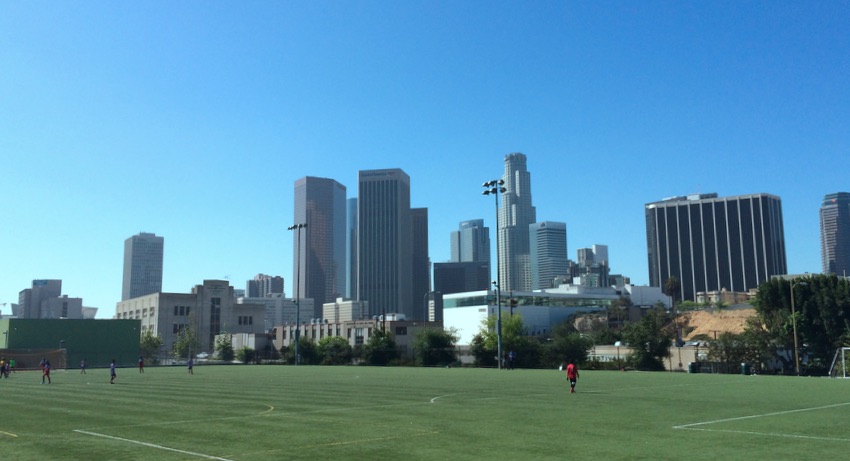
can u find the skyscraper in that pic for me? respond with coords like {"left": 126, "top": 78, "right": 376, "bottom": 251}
{"left": 645, "top": 193, "right": 787, "bottom": 301}
{"left": 529, "top": 221, "right": 568, "bottom": 290}
{"left": 345, "top": 197, "right": 358, "bottom": 299}
{"left": 294, "top": 177, "right": 347, "bottom": 317}
{"left": 499, "top": 153, "right": 537, "bottom": 292}
{"left": 820, "top": 192, "right": 850, "bottom": 275}
{"left": 122, "top": 232, "right": 164, "bottom": 300}
{"left": 246, "top": 274, "right": 284, "bottom": 298}
{"left": 450, "top": 219, "right": 490, "bottom": 265}
{"left": 357, "top": 168, "right": 412, "bottom": 318}
{"left": 411, "top": 207, "right": 430, "bottom": 320}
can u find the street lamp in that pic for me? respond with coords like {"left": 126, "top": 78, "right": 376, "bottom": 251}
{"left": 790, "top": 280, "right": 807, "bottom": 376}
{"left": 483, "top": 179, "right": 506, "bottom": 369}
{"left": 614, "top": 341, "right": 623, "bottom": 370}
{"left": 287, "top": 222, "right": 308, "bottom": 365}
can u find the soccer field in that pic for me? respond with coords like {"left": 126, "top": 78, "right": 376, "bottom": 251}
{"left": 2, "top": 365, "right": 848, "bottom": 460}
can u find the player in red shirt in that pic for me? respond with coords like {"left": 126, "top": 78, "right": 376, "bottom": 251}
{"left": 566, "top": 360, "right": 579, "bottom": 394}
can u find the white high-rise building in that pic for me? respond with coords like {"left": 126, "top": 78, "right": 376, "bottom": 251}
{"left": 530, "top": 221, "right": 568, "bottom": 290}
{"left": 122, "top": 232, "right": 164, "bottom": 301}
{"left": 498, "top": 153, "right": 537, "bottom": 292}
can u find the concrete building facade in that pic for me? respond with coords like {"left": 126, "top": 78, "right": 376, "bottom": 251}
{"left": 116, "top": 280, "right": 265, "bottom": 354}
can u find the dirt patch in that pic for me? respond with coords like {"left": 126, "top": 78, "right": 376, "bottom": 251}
{"left": 680, "top": 308, "right": 755, "bottom": 340}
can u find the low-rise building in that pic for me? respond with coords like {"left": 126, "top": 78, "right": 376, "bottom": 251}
{"left": 115, "top": 279, "right": 265, "bottom": 354}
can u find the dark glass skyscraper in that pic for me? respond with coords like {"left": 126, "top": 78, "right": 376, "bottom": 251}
{"left": 645, "top": 193, "right": 787, "bottom": 301}
{"left": 357, "top": 169, "right": 412, "bottom": 318}
{"left": 820, "top": 192, "right": 850, "bottom": 275}
{"left": 294, "top": 177, "right": 347, "bottom": 317}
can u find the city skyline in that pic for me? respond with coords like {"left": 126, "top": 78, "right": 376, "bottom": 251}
{"left": 2, "top": 3, "right": 847, "bottom": 318}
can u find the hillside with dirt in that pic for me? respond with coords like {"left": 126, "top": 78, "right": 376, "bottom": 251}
{"left": 680, "top": 307, "right": 756, "bottom": 340}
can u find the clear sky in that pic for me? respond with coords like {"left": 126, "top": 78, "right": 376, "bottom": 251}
{"left": 2, "top": 2, "right": 848, "bottom": 319}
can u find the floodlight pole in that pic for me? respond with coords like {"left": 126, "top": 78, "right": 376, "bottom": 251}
{"left": 483, "top": 179, "right": 506, "bottom": 369}
{"left": 790, "top": 280, "right": 806, "bottom": 376}
{"left": 288, "top": 223, "right": 307, "bottom": 365}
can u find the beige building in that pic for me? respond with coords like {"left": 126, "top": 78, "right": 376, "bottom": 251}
{"left": 273, "top": 319, "right": 443, "bottom": 360}
{"left": 116, "top": 279, "right": 265, "bottom": 354}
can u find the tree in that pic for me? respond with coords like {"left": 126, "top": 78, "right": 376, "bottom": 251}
{"left": 173, "top": 324, "right": 199, "bottom": 360}
{"left": 472, "top": 314, "right": 541, "bottom": 368}
{"left": 140, "top": 329, "right": 163, "bottom": 364}
{"left": 541, "top": 320, "right": 593, "bottom": 369}
{"left": 236, "top": 346, "right": 255, "bottom": 364}
{"left": 751, "top": 274, "right": 850, "bottom": 374}
{"left": 621, "top": 308, "right": 674, "bottom": 371}
{"left": 664, "top": 276, "right": 682, "bottom": 345}
{"left": 215, "top": 334, "right": 235, "bottom": 361}
{"left": 283, "top": 337, "right": 318, "bottom": 365}
{"left": 412, "top": 327, "right": 458, "bottom": 366}
{"left": 317, "top": 336, "right": 353, "bottom": 365}
{"left": 362, "top": 328, "right": 398, "bottom": 365}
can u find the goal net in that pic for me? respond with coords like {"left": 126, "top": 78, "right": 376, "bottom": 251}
{"left": 828, "top": 347, "right": 850, "bottom": 378}
{"left": 1, "top": 349, "right": 67, "bottom": 371}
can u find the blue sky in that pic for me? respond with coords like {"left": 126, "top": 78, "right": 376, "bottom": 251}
{"left": 2, "top": 2, "right": 848, "bottom": 318}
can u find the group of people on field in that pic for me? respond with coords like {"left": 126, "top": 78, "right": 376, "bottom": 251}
{"left": 0, "top": 357, "right": 14, "bottom": 378}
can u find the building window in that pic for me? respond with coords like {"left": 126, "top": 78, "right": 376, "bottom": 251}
{"left": 174, "top": 306, "right": 179, "bottom": 316}
{"left": 395, "top": 326, "right": 407, "bottom": 336}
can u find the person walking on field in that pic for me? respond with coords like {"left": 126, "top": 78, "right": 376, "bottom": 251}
{"left": 42, "top": 360, "right": 51, "bottom": 384}
{"left": 138, "top": 355, "right": 144, "bottom": 373}
{"left": 109, "top": 359, "right": 117, "bottom": 384}
{"left": 566, "top": 359, "right": 579, "bottom": 394}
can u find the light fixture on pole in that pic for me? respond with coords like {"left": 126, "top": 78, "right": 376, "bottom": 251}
{"left": 287, "top": 223, "right": 307, "bottom": 365}
{"left": 483, "top": 179, "right": 506, "bottom": 369}
{"left": 790, "top": 280, "right": 807, "bottom": 376}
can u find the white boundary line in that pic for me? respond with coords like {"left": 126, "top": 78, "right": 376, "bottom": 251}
{"left": 73, "top": 430, "right": 235, "bottom": 461}
{"left": 673, "top": 401, "right": 850, "bottom": 442}
{"left": 673, "top": 401, "right": 850, "bottom": 429}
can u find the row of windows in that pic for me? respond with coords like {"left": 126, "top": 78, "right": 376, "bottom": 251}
{"left": 120, "top": 307, "right": 156, "bottom": 320}
{"left": 238, "top": 316, "right": 253, "bottom": 326}
{"left": 173, "top": 305, "right": 192, "bottom": 317}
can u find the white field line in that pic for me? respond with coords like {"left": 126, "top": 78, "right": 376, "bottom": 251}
{"left": 74, "top": 430, "right": 234, "bottom": 461}
{"left": 673, "top": 401, "right": 850, "bottom": 429}
{"left": 678, "top": 427, "right": 850, "bottom": 442}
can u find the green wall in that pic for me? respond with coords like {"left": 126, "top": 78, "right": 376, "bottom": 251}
{"left": 1, "top": 318, "right": 141, "bottom": 369}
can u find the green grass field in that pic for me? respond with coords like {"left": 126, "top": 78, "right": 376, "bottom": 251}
{"left": 2, "top": 364, "right": 849, "bottom": 460}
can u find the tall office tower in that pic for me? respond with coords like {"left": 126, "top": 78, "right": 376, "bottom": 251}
{"left": 645, "top": 193, "right": 787, "bottom": 301}
{"left": 450, "top": 219, "right": 491, "bottom": 265}
{"left": 122, "top": 232, "right": 164, "bottom": 300}
{"left": 246, "top": 274, "right": 284, "bottom": 298}
{"left": 529, "top": 221, "right": 568, "bottom": 290}
{"left": 498, "top": 153, "right": 537, "bottom": 292}
{"left": 411, "top": 208, "right": 430, "bottom": 320}
{"left": 345, "top": 197, "right": 358, "bottom": 299}
{"left": 358, "top": 168, "right": 412, "bottom": 318}
{"left": 820, "top": 192, "right": 850, "bottom": 275}
{"left": 294, "top": 177, "right": 347, "bottom": 318}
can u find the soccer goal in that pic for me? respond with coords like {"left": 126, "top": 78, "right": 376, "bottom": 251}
{"left": 2, "top": 349, "right": 67, "bottom": 371}
{"left": 828, "top": 347, "right": 850, "bottom": 378}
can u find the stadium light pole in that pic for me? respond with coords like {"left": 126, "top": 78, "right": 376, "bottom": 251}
{"left": 483, "top": 179, "right": 506, "bottom": 369}
{"left": 790, "top": 280, "right": 807, "bottom": 376}
{"left": 288, "top": 223, "right": 307, "bottom": 365}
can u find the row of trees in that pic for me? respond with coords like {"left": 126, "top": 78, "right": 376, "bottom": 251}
{"left": 135, "top": 274, "right": 850, "bottom": 374}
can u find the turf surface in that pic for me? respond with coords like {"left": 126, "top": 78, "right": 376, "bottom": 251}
{"left": 1, "top": 365, "right": 848, "bottom": 460}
